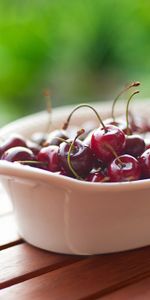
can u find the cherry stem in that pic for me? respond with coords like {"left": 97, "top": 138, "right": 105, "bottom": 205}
{"left": 16, "top": 160, "right": 48, "bottom": 165}
{"left": 103, "top": 143, "right": 123, "bottom": 166}
{"left": 111, "top": 81, "right": 140, "bottom": 122}
{"left": 62, "top": 103, "right": 107, "bottom": 132}
{"left": 44, "top": 89, "right": 52, "bottom": 133}
{"left": 67, "top": 129, "right": 85, "bottom": 180}
{"left": 126, "top": 90, "right": 140, "bottom": 136}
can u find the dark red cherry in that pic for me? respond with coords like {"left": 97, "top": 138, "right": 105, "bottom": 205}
{"left": 0, "top": 134, "right": 27, "bottom": 158}
{"left": 59, "top": 139, "right": 94, "bottom": 177}
{"left": 139, "top": 149, "right": 150, "bottom": 178}
{"left": 45, "top": 129, "right": 68, "bottom": 146}
{"left": 91, "top": 125, "right": 126, "bottom": 164}
{"left": 108, "top": 154, "right": 141, "bottom": 182}
{"left": 125, "top": 135, "right": 145, "bottom": 157}
{"left": 86, "top": 171, "right": 109, "bottom": 182}
{"left": 37, "top": 145, "right": 60, "bottom": 172}
{"left": 1, "top": 146, "right": 35, "bottom": 163}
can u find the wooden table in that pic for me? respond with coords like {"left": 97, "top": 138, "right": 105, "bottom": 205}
{"left": 1, "top": 185, "right": 150, "bottom": 300}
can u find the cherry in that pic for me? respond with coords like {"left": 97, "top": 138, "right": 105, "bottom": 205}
{"left": 44, "top": 129, "right": 68, "bottom": 146}
{"left": 1, "top": 146, "right": 35, "bottom": 163}
{"left": 37, "top": 145, "right": 60, "bottom": 172}
{"left": 59, "top": 137, "right": 94, "bottom": 178}
{"left": 0, "top": 134, "right": 27, "bottom": 158}
{"left": 125, "top": 135, "right": 145, "bottom": 157}
{"left": 62, "top": 103, "right": 126, "bottom": 164}
{"left": 139, "top": 149, "right": 150, "bottom": 178}
{"left": 86, "top": 171, "right": 109, "bottom": 182}
{"left": 108, "top": 154, "right": 141, "bottom": 182}
{"left": 91, "top": 124, "right": 126, "bottom": 164}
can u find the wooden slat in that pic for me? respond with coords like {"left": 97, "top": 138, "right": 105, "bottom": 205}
{"left": 1, "top": 246, "right": 150, "bottom": 300}
{"left": 0, "top": 243, "right": 83, "bottom": 289}
{"left": 101, "top": 277, "right": 150, "bottom": 299}
{"left": 0, "top": 214, "right": 21, "bottom": 250}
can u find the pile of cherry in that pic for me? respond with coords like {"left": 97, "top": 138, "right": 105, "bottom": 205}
{"left": 1, "top": 81, "right": 150, "bottom": 182}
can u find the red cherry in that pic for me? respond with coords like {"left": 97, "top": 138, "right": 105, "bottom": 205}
{"left": 139, "top": 149, "right": 150, "bottom": 178}
{"left": 1, "top": 146, "right": 35, "bottom": 163}
{"left": 0, "top": 134, "right": 27, "bottom": 158}
{"left": 125, "top": 135, "right": 145, "bottom": 157}
{"left": 37, "top": 145, "right": 60, "bottom": 172}
{"left": 45, "top": 129, "right": 68, "bottom": 146}
{"left": 86, "top": 171, "right": 109, "bottom": 182}
{"left": 59, "top": 139, "right": 94, "bottom": 178}
{"left": 91, "top": 125, "right": 126, "bottom": 164}
{"left": 108, "top": 154, "right": 141, "bottom": 182}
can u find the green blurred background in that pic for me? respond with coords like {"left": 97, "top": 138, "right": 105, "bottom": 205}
{"left": 0, "top": 0, "right": 150, "bottom": 124}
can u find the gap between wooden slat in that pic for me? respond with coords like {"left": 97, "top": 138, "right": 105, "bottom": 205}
{"left": 0, "top": 238, "right": 24, "bottom": 251}
{"left": 0, "top": 242, "right": 85, "bottom": 290}
{"left": 100, "top": 276, "right": 150, "bottom": 300}
{"left": 1, "top": 247, "right": 150, "bottom": 300}
{"left": 1, "top": 257, "right": 83, "bottom": 290}
{"left": 81, "top": 273, "right": 150, "bottom": 300}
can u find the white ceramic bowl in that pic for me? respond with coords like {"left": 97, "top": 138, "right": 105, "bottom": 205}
{"left": 0, "top": 101, "right": 150, "bottom": 255}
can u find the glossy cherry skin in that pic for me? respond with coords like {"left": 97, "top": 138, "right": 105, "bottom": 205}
{"left": 0, "top": 134, "right": 27, "bottom": 158}
{"left": 91, "top": 125, "right": 126, "bottom": 164}
{"left": 37, "top": 145, "right": 60, "bottom": 172}
{"left": 108, "top": 154, "right": 141, "bottom": 182}
{"left": 139, "top": 149, "right": 150, "bottom": 178}
{"left": 125, "top": 135, "right": 145, "bottom": 157}
{"left": 86, "top": 171, "right": 109, "bottom": 182}
{"left": 59, "top": 139, "right": 94, "bottom": 177}
{"left": 1, "top": 146, "right": 35, "bottom": 163}
{"left": 45, "top": 129, "right": 68, "bottom": 146}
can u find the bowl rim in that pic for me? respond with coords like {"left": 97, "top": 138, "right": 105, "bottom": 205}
{"left": 0, "top": 101, "right": 150, "bottom": 192}
{"left": 0, "top": 160, "right": 150, "bottom": 193}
